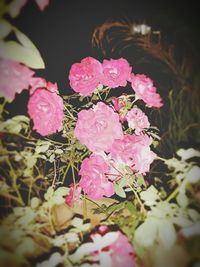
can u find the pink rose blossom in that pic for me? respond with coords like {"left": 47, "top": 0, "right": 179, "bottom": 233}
{"left": 0, "top": 59, "right": 34, "bottom": 102}
{"left": 126, "top": 107, "right": 150, "bottom": 135}
{"left": 130, "top": 74, "right": 163, "bottom": 108}
{"left": 69, "top": 57, "right": 102, "bottom": 96}
{"left": 101, "top": 58, "right": 132, "bottom": 88}
{"left": 109, "top": 134, "right": 156, "bottom": 174}
{"left": 27, "top": 82, "right": 64, "bottom": 136}
{"left": 79, "top": 154, "right": 114, "bottom": 199}
{"left": 111, "top": 96, "right": 127, "bottom": 112}
{"left": 29, "top": 77, "right": 47, "bottom": 94}
{"left": 8, "top": 0, "right": 49, "bottom": 17}
{"left": 110, "top": 231, "right": 135, "bottom": 267}
{"left": 65, "top": 184, "right": 82, "bottom": 207}
{"left": 35, "top": 0, "right": 50, "bottom": 11}
{"left": 74, "top": 102, "right": 123, "bottom": 152}
{"left": 89, "top": 229, "right": 135, "bottom": 267}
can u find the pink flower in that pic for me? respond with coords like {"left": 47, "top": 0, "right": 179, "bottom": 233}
{"left": 8, "top": 0, "right": 49, "bottom": 17}
{"left": 65, "top": 184, "right": 82, "bottom": 207}
{"left": 79, "top": 154, "right": 114, "bottom": 199}
{"left": 0, "top": 59, "right": 34, "bottom": 102}
{"left": 101, "top": 58, "right": 132, "bottom": 88}
{"left": 111, "top": 96, "right": 127, "bottom": 112}
{"left": 109, "top": 134, "right": 156, "bottom": 174}
{"left": 130, "top": 74, "right": 163, "bottom": 108}
{"left": 90, "top": 229, "right": 135, "bottom": 267}
{"left": 35, "top": 0, "right": 50, "bottom": 11}
{"left": 74, "top": 102, "right": 123, "bottom": 152}
{"left": 29, "top": 77, "right": 47, "bottom": 94}
{"left": 110, "top": 231, "right": 135, "bottom": 267}
{"left": 69, "top": 57, "right": 102, "bottom": 96}
{"left": 126, "top": 107, "right": 150, "bottom": 135}
{"left": 27, "top": 82, "right": 64, "bottom": 136}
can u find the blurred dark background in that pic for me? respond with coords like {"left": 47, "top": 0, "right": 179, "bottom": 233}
{"left": 9, "top": 0, "right": 199, "bottom": 93}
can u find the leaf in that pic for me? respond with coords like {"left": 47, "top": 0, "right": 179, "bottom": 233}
{"left": 114, "top": 183, "right": 126, "bottom": 198}
{"left": 0, "top": 19, "right": 12, "bottom": 39}
{"left": 13, "top": 27, "right": 36, "bottom": 49}
{"left": 137, "top": 175, "right": 145, "bottom": 187}
{"left": 140, "top": 185, "right": 159, "bottom": 206}
{"left": 188, "top": 209, "right": 200, "bottom": 221}
{"left": 69, "top": 242, "right": 96, "bottom": 262}
{"left": 186, "top": 166, "right": 200, "bottom": 183}
{"left": 54, "top": 187, "right": 69, "bottom": 197}
{"left": 30, "top": 197, "right": 40, "bottom": 209}
{"left": 36, "top": 144, "right": 50, "bottom": 154}
{"left": 134, "top": 217, "right": 159, "bottom": 247}
{"left": 181, "top": 221, "right": 200, "bottom": 238}
{"left": 0, "top": 40, "right": 45, "bottom": 69}
{"left": 54, "top": 149, "right": 63, "bottom": 154}
{"left": 176, "top": 192, "right": 188, "bottom": 208}
{"left": 177, "top": 148, "right": 200, "bottom": 160}
{"left": 158, "top": 219, "right": 176, "bottom": 249}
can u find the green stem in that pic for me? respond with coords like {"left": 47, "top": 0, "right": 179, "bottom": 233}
{"left": 6, "top": 158, "right": 24, "bottom": 206}
{"left": 128, "top": 182, "right": 145, "bottom": 212}
{"left": 166, "top": 187, "right": 179, "bottom": 202}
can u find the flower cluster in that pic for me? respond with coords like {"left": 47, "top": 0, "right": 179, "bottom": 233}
{"left": 69, "top": 57, "right": 163, "bottom": 200}
{"left": 69, "top": 56, "right": 163, "bottom": 108}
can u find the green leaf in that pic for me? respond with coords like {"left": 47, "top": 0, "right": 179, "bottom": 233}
{"left": 114, "top": 183, "right": 126, "bottom": 198}
{"left": 158, "top": 219, "right": 176, "bottom": 249}
{"left": 134, "top": 217, "right": 159, "bottom": 247}
{"left": 0, "top": 19, "right": 12, "bottom": 39}
{"left": 140, "top": 185, "right": 159, "bottom": 206}
{"left": 0, "top": 40, "right": 45, "bottom": 69}
{"left": 177, "top": 192, "right": 188, "bottom": 208}
{"left": 13, "top": 27, "right": 36, "bottom": 49}
{"left": 36, "top": 144, "right": 50, "bottom": 154}
{"left": 54, "top": 149, "right": 63, "bottom": 154}
{"left": 137, "top": 175, "right": 145, "bottom": 187}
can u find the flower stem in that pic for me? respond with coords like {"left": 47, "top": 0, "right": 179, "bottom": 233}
{"left": 128, "top": 182, "right": 145, "bottom": 212}
{"left": 166, "top": 187, "right": 179, "bottom": 202}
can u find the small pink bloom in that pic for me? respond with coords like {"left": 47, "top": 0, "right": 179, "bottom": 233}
{"left": 8, "top": 0, "right": 27, "bottom": 18}
{"left": 110, "top": 231, "right": 135, "bottom": 267}
{"left": 35, "top": 0, "right": 50, "bottom": 10}
{"left": 29, "top": 77, "right": 47, "bottom": 94}
{"left": 109, "top": 134, "right": 156, "bottom": 174}
{"left": 27, "top": 82, "right": 64, "bottom": 136}
{"left": 101, "top": 58, "right": 132, "bottom": 88}
{"left": 74, "top": 102, "right": 123, "bottom": 152}
{"left": 65, "top": 184, "right": 82, "bottom": 207}
{"left": 111, "top": 96, "right": 126, "bottom": 112}
{"left": 0, "top": 59, "right": 34, "bottom": 102}
{"left": 130, "top": 74, "right": 163, "bottom": 108}
{"left": 90, "top": 229, "right": 135, "bottom": 267}
{"left": 79, "top": 154, "right": 114, "bottom": 199}
{"left": 126, "top": 107, "right": 150, "bottom": 134}
{"left": 69, "top": 57, "right": 102, "bottom": 96}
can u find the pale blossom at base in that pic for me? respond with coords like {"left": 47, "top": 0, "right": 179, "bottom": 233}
{"left": 0, "top": 58, "right": 34, "bottom": 102}
{"left": 27, "top": 82, "right": 64, "bottom": 136}
{"left": 74, "top": 102, "right": 123, "bottom": 152}
{"left": 71, "top": 228, "right": 135, "bottom": 267}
